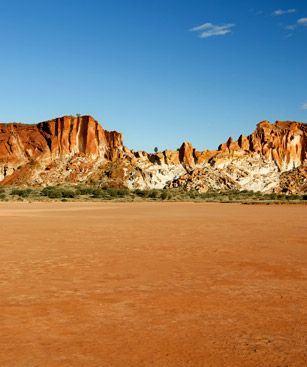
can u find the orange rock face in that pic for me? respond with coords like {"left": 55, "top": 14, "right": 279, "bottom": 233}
{"left": 219, "top": 121, "right": 307, "bottom": 170}
{"left": 0, "top": 116, "right": 306, "bottom": 192}
{"left": 179, "top": 142, "right": 195, "bottom": 168}
{"left": 0, "top": 115, "right": 123, "bottom": 178}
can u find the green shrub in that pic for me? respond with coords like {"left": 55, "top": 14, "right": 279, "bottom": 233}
{"left": 91, "top": 189, "right": 108, "bottom": 199}
{"left": 200, "top": 192, "right": 211, "bottom": 199}
{"left": 10, "top": 188, "right": 32, "bottom": 197}
{"left": 0, "top": 193, "right": 6, "bottom": 200}
{"left": 41, "top": 187, "right": 62, "bottom": 199}
{"left": 267, "top": 194, "right": 277, "bottom": 200}
{"left": 105, "top": 188, "right": 118, "bottom": 197}
{"left": 286, "top": 194, "right": 299, "bottom": 201}
{"left": 47, "top": 190, "right": 62, "bottom": 198}
{"left": 115, "top": 188, "right": 130, "bottom": 197}
{"left": 134, "top": 189, "right": 147, "bottom": 197}
{"left": 61, "top": 189, "right": 76, "bottom": 198}
{"left": 76, "top": 187, "right": 96, "bottom": 195}
{"left": 148, "top": 190, "right": 159, "bottom": 199}
{"left": 161, "top": 191, "right": 168, "bottom": 200}
{"left": 188, "top": 191, "right": 198, "bottom": 199}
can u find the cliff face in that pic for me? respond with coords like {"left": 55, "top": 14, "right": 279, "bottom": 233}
{"left": 123, "top": 120, "right": 307, "bottom": 193}
{"left": 0, "top": 116, "right": 306, "bottom": 193}
{"left": 38, "top": 116, "right": 123, "bottom": 160}
{"left": 218, "top": 121, "right": 306, "bottom": 170}
{"left": 0, "top": 116, "right": 123, "bottom": 182}
{"left": 164, "top": 125, "right": 307, "bottom": 194}
{"left": 0, "top": 115, "right": 123, "bottom": 162}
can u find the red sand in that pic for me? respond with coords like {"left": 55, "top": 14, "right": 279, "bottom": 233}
{"left": 0, "top": 202, "right": 307, "bottom": 366}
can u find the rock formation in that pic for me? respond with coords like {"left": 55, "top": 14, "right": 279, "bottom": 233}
{"left": 0, "top": 116, "right": 123, "bottom": 184}
{"left": 218, "top": 121, "right": 306, "bottom": 171}
{"left": 166, "top": 120, "right": 307, "bottom": 194}
{"left": 0, "top": 115, "right": 306, "bottom": 193}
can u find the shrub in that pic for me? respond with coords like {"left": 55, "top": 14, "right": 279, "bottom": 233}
{"left": 148, "top": 190, "right": 159, "bottom": 199}
{"left": 41, "top": 187, "right": 62, "bottom": 199}
{"left": 46, "top": 190, "right": 62, "bottom": 199}
{"left": 105, "top": 188, "right": 118, "bottom": 197}
{"left": 286, "top": 194, "right": 299, "bottom": 201}
{"left": 10, "top": 188, "right": 32, "bottom": 197}
{"left": 76, "top": 187, "right": 96, "bottom": 195}
{"left": 161, "top": 191, "right": 168, "bottom": 200}
{"left": 188, "top": 190, "right": 198, "bottom": 199}
{"left": 135, "top": 189, "right": 147, "bottom": 197}
{"left": 61, "top": 189, "right": 76, "bottom": 198}
{"left": 200, "top": 192, "right": 211, "bottom": 199}
{"left": 267, "top": 194, "right": 278, "bottom": 200}
{"left": 115, "top": 188, "right": 130, "bottom": 197}
{"left": 91, "top": 189, "right": 108, "bottom": 199}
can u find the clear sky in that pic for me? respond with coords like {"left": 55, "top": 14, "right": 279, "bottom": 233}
{"left": 0, "top": 0, "right": 306, "bottom": 152}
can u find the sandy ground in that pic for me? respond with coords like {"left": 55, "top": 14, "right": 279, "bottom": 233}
{"left": 0, "top": 202, "right": 307, "bottom": 367}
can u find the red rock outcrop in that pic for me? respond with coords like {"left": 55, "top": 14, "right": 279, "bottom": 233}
{"left": 0, "top": 115, "right": 123, "bottom": 181}
{"left": 0, "top": 116, "right": 306, "bottom": 193}
{"left": 179, "top": 142, "right": 195, "bottom": 168}
{"left": 0, "top": 115, "right": 123, "bottom": 161}
{"left": 218, "top": 121, "right": 307, "bottom": 170}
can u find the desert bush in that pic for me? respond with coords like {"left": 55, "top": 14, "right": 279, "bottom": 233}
{"left": 91, "top": 188, "right": 109, "bottom": 199}
{"left": 286, "top": 194, "right": 299, "bottom": 201}
{"left": 115, "top": 188, "right": 130, "bottom": 197}
{"left": 46, "top": 190, "right": 62, "bottom": 199}
{"left": 134, "top": 189, "right": 147, "bottom": 197}
{"left": 61, "top": 189, "right": 76, "bottom": 198}
{"left": 10, "top": 188, "right": 32, "bottom": 197}
{"left": 76, "top": 187, "right": 96, "bottom": 195}
{"left": 41, "top": 186, "right": 63, "bottom": 199}
{"left": 148, "top": 189, "right": 159, "bottom": 199}
{"left": 200, "top": 192, "right": 211, "bottom": 199}
{"left": 188, "top": 190, "right": 198, "bottom": 199}
{"left": 267, "top": 193, "right": 278, "bottom": 200}
{"left": 0, "top": 193, "right": 6, "bottom": 200}
{"left": 105, "top": 188, "right": 118, "bottom": 197}
{"left": 161, "top": 191, "right": 168, "bottom": 200}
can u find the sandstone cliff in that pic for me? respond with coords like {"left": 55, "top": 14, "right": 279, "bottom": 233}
{"left": 0, "top": 115, "right": 123, "bottom": 184}
{"left": 0, "top": 115, "right": 306, "bottom": 193}
{"left": 218, "top": 121, "right": 306, "bottom": 170}
{"left": 165, "top": 120, "right": 307, "bottom": 193}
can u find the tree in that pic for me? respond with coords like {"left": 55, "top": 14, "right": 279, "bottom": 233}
{"left": 76, "top": 113, "right": 81, "bottom": 117}
{"left": 154, "top": 147, "right": 158, "bottom": 153}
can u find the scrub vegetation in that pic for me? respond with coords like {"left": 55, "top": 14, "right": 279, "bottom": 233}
{"left": 0, "top": 185, "right": 306, "bottom": 203}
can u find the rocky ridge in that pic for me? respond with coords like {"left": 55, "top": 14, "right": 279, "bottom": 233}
{"left": 0, "top": 116, "right": 306, "bottom": 193}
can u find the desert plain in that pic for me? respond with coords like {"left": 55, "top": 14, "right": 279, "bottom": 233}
{"left": 0, "top": 202, "right": 307, "bottom": 367}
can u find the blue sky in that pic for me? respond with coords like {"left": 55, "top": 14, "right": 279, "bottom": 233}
{"left": 0, "top": 0, "right": 306, "bottom": 151}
